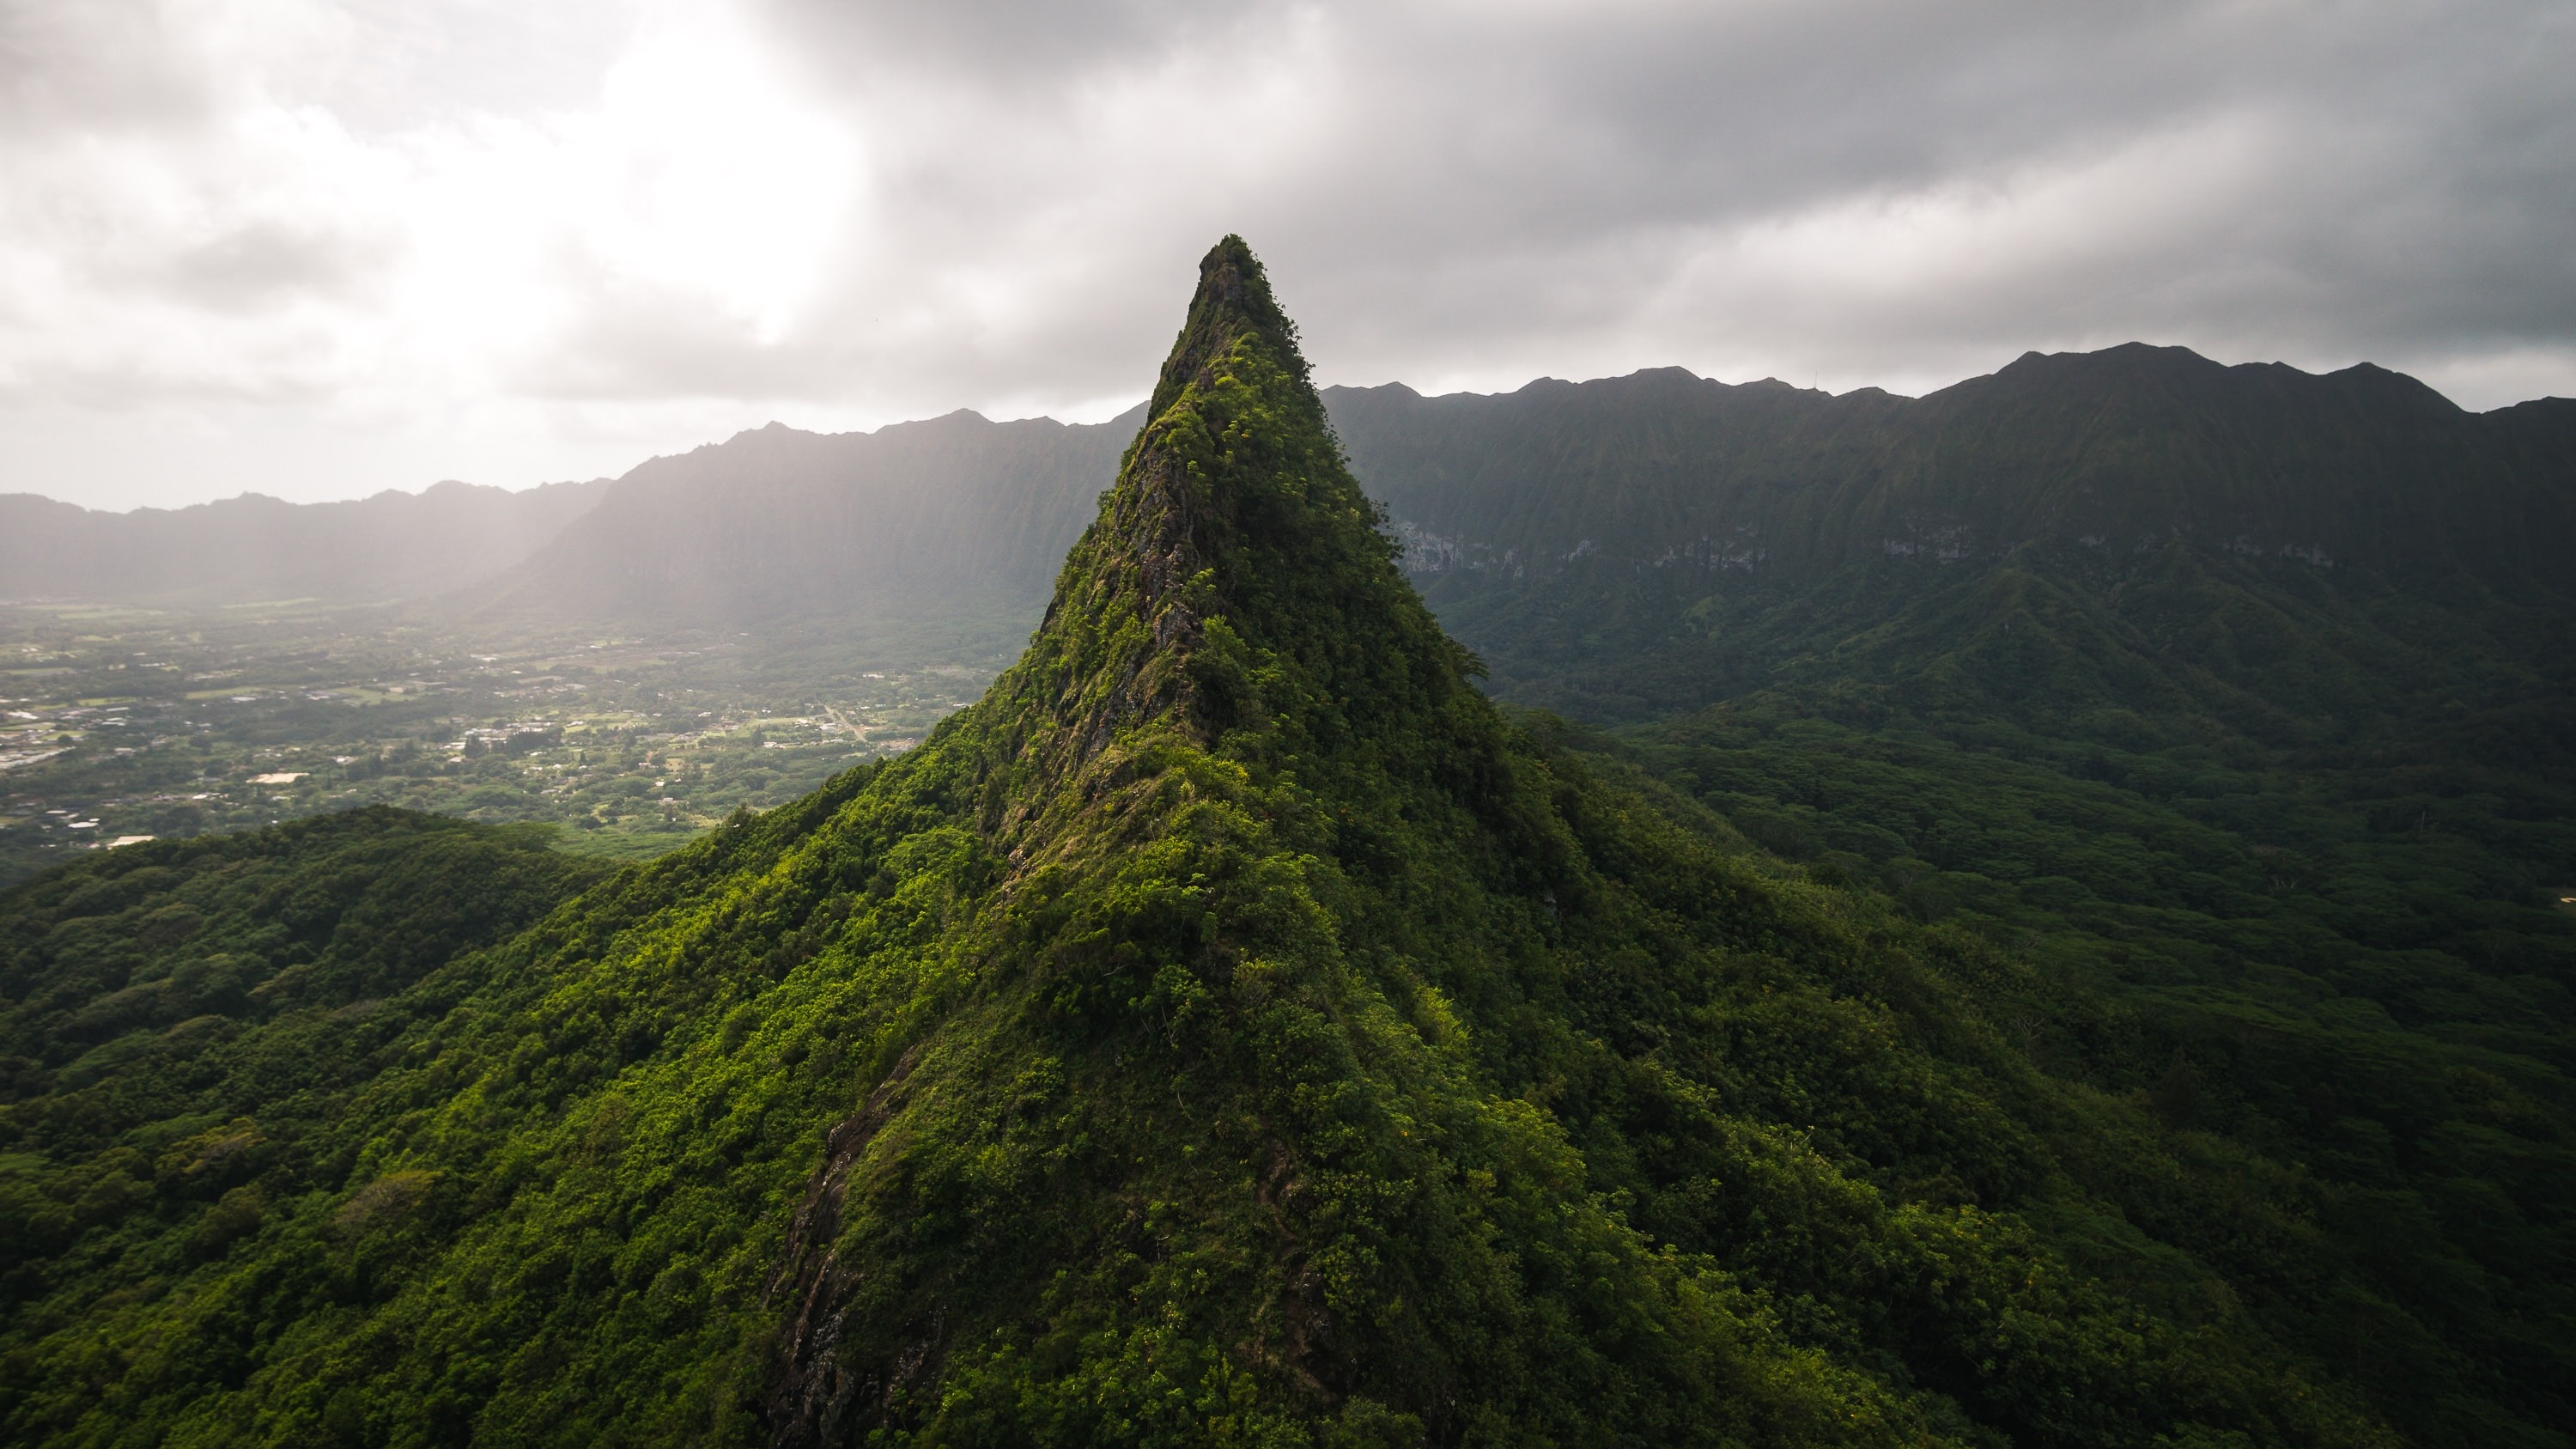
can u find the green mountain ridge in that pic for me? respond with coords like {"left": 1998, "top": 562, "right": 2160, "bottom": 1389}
{"left": 1340, "top": 346, "right": 2576, "bottom": 586}
{"left": 1331, "top": 349, "right": 2576, "bottom": 727}
{"left": 0, "top": 240, "right": 2567, "bottom": 1447}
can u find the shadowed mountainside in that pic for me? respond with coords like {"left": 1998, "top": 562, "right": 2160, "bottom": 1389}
{"left": 1340, "top": 347, "right": 2576, "bottom": 588}
{"left": 1331, "top": 350, "right": 2576, "bottom": 723}
{"left": 12, "top": 345, "right": 2564, "bottom": 692}
{"left": 451, "top": 347, "right": 2576, "bottom": 745}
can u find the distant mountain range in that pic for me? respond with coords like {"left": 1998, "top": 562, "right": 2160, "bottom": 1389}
{"left": 1341, "top": 345, "right": 2576, "bottom": 589}
{"left": 0, "top": 478, "right": 608, "bottom": 606}
{"left": 6, "top": 350, "right": 2569, "bottom": 724}
{"left": 477, "top": 407, "right": 1140, "bottom": 630}
{"left": 1334, "top": 346, "right": 2576, "bottom": 726}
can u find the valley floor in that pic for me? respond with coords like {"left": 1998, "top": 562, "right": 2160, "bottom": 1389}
{"left": 0, "top": 602, "right": 1005, "bottom": 888}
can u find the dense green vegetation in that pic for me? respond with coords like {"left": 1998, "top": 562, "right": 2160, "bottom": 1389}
{"left": 0, "top": 239, "right": 2565, "bottom": 1447}
{"left": 1339, "top": 350, "right": 2576, "bottom": 1445}
{"left": 0, "top": 808, "right": 607, "bottom": 1409}
{"left": 1617, "top": 696, "right": 2575, "bottom": 1446}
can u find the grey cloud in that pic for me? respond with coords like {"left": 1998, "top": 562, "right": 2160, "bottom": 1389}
{"left": 147, "top": 222, "right": 387, "bottom": 315}
{"left": 755, "top": 0, "right": 1264, "bottom": 82}
{"left": 0, "top": 0, "right": 641, "bottom": 140}
{"left": 520, "top": 291, "right": 850, "bottom": 403}
{"left": 713, "top": 0, "right": 2575, "bottom": 412}
{"left": 3, "top": 0, "right": 2572, "bottom": 510}
{"left": 0, "top": 0, "right": 223, "bottom": 133}
{"left": 301, "top": 0, "right": 645, "bottom": 131}
{"left": 1290, "top": 3, "right": 2573, "bottom": 320}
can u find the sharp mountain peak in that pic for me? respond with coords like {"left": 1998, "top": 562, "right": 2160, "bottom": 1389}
{"left": 982, "top": 234, "right": 1471, "bottom": 797}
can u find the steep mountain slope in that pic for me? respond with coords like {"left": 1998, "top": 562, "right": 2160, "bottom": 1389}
{"left": 476, "top": 407, "right": 1142, "bottom": 632}
{"left": 1330, "top": 350, "right": 2576, "bottom": 727}
{"left": 14, "top": 238, "right": 2555, "bottom": 1447}
{"left": 1336, "top": 346, "right": 2576, "bottom": 594}
{"left": 1334, "top": 357, "right": 2576, "bottom": 1447}
{"left": 1622, "top": 695, "right": 2576, "bottom": 1440}
{"left": 0, "top": 479, "right": 608, "bottom": 606}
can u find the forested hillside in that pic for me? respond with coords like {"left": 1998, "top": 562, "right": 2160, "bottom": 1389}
{"left": 0, "top": 810, "right": 607, "bottom": 1371}
{"left": 3, "top": 238, "right": 2567, "bottom": 1447}
{"left": 1329, "top": 353, "right": 2576, "bottom": 1447}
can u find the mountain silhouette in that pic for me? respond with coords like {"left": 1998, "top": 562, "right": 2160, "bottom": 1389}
{"left": 0, "top": 479, "right": 607, "bottom": 606}
{"left": 476, "top": 408, "right": 1139, "bottom": 632}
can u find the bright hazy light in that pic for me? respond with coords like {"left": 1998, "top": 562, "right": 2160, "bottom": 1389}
{"left": 1, "top": 0, "right": 2568, "bottom": 509}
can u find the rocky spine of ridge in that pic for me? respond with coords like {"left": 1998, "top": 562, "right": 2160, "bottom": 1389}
{"left": 1024, "top": 239, "right": 1273, "bottom": 762}
{"left": 968, "top": 237, "right": 1474, "bottom": 843}
{"left": 758, "top": 235, "right": 1505, "bottom": 1441}
{"left": 751, "top": 236, "right": 1822, "bottom": 1447}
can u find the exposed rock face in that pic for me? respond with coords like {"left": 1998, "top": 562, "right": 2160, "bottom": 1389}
{"left": 764, "top": 1044, "right": 923, "bottom": 1447}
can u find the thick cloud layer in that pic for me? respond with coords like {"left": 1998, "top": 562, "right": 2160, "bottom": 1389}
{"left": 3, "top": 0, "right": 2569, "bottom": 508}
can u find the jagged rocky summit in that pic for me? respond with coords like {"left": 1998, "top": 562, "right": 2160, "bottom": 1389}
{"left": 1, "top": 238, "right": 2420, "bottom": 1449}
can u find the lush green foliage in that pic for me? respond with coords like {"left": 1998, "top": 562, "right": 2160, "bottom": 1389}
{"left": 0, "top": 808, "right": 607, "bottom": 1424}
{"left": 1341, "top": 353, "right": 2576, "bottom": 1445}
{"left": 1619, "top": 695, "right": 2576, "bottom": 1446}
{"left": 0, "top": 239, "right": 2557, "bottom": 1449}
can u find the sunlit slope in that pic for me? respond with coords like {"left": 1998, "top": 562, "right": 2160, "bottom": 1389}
{"left": 0, "top": 242, "right": 2460, "bottom": 1447}
{"left": 0, "top": 810, "right": 611, "bottom": 1403}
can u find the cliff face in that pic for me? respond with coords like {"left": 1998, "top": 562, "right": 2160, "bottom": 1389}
{"left": 1333, "top": 345, "right": 2576, "bottom": 590}
{"left": 1323, "top": 353, "right": 2576, "bottom": 728}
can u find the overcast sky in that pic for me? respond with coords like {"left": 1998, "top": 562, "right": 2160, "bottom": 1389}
{"left": 3, "top": 0, "right": 2570, "bottom": 511}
